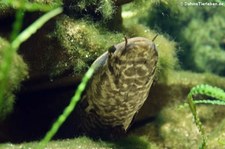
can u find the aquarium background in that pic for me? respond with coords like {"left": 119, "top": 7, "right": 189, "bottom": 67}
{"left": 0, "top": 0, "right": 225, "bottom": 148}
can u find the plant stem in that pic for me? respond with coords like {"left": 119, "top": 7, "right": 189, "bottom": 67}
{"left": 0, "top": 7, "right": 63, "bottom": 115}
{"left": 37, "top": 66, "right": 95, "bottom": 149}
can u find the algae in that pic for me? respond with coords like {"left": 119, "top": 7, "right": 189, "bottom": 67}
{"left": 0, "top": 37, "right": 28, "bottom": 119}
{"left": 63, "top": 0, "right": 115, "bottom": 20}
{"left": 54, "top": 15, "right": 124, "bottom": 75}
{"left": 0, "top": 136, "right": 154, "bottom": 149}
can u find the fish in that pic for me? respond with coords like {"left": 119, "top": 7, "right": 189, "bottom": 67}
{"left": 74, "top": 36, "right": 158, "bottom": 138}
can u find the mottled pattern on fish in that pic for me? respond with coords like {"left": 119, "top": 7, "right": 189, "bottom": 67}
{"left": 74, "top": 37, "right": 158, "bottom": 138}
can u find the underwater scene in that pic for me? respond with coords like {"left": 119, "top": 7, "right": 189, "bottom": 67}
{"left": 0, "top": 0, "right": 225, "bottom": 148}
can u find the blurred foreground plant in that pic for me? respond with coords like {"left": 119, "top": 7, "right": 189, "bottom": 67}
{"left": 0, "top": 6, "right": 62, "bottom": 117}
{"left": 187, "top": 84, "right": 225, "bottom": 149}
{"left": 38, "top": 64, "right": 95, "bottom": 149}
{"left": 1, "top": 0, "right": 61, "bottom": 11}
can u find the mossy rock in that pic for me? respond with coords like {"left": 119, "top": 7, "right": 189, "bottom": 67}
{"left": 0, "top": 136, "right": 156, "bottom": 149}
{"left": 0, "top": 37, "right": 28, "bottom": 120}
{"left": 54, "top": 14, "right": 124, "bottom": 75}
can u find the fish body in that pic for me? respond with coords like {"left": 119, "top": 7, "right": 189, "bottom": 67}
{"left": 75, "top": 37, "right": 158, "bottom": 138}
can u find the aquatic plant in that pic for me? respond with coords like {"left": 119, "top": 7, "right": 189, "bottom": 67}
{"left": 187, "top": 84, "right": 225, "bottom": 148}
{"left": 38, "top": 64, "right": 95, "bottom": 149}
{"left": 1, "top": 0, "right": 60, "bottom": 12}
{"left": 0, "top": 1, "right": 62, "bottom": 118}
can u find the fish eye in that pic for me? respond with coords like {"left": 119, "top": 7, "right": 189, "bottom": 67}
{"left": 108, "top": 46, "right": 116, "bottom": 53}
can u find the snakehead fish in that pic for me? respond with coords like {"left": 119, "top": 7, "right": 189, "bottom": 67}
{"left": 74, "top": 37, "right": 158, "bottom": 138}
